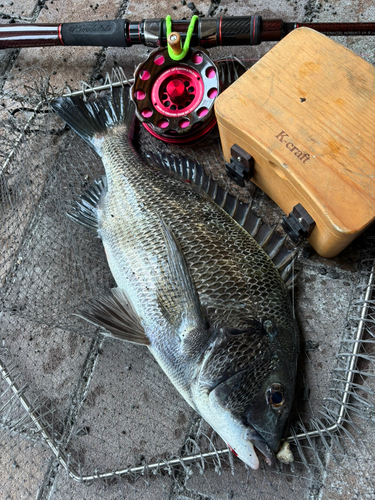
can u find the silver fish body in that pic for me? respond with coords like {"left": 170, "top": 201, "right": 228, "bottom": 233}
{"left": 52, "top": 87, "right": 299, "bottom": 469}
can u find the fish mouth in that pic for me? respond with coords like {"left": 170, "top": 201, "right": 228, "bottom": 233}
{"left": 245, "top": 427, "right": 276, "bottom": 467}
{"left": 209, "top": 372, "right": 276, "bottom": 468}
{"left": 226, "top": 425, "right": 275, "bottom": 469}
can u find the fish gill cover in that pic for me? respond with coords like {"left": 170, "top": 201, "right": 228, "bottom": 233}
{"left": 0, "top": 68, "right": 375, "bottom": 500}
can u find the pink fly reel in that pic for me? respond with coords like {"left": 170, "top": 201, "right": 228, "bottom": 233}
{"left": 131, "top": 47, "right": 219, "bottom": 145}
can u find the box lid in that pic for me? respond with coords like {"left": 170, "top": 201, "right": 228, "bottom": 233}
{"left": 215, "top": 28, "right": 375, "bottom": 239}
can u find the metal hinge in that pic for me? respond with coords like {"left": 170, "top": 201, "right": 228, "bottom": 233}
{"left": 225, "top": 144, "right": 254, "bottom": 187}
{"left": 282, "top": 204, "right": 316, "bottom": 244}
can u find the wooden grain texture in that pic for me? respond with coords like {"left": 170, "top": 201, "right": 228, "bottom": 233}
{"left": 215, "top": 27, "right": 375, "bottom": 258}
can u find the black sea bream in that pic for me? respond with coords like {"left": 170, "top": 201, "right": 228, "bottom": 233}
{"left": 51, "top": 87, "right": 299, "bottom": 469}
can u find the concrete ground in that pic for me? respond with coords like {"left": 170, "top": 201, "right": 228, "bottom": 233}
{"left": 1, "top": 0, "right": 375, "bottom": 499}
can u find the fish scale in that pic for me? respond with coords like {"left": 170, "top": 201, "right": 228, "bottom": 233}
{"left": 101, "top": 135, "right": 292, "bottom": 333}
{"left": 51, "top": 86, "right": 299, "bottom": 470}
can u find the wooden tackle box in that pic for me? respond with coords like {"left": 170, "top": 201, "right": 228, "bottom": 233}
{"left": 215, "top": 28, "right": 375, "bottom": 258}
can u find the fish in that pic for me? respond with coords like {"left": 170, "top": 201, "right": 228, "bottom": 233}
{"left": 51, "top": 86, "right": 299, "bottom": 470}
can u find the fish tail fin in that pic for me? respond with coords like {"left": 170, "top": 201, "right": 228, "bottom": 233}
{"left": 50, "top": 86, "right": 135, "bottom": 154}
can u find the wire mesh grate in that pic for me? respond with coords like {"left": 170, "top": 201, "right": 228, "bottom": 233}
{"left": 1, "top": 69, "right": 375, "bottom": 499}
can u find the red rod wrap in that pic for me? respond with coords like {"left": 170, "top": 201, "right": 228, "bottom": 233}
{"left": 0, "top": 24, "right": 62, "bottom": 49}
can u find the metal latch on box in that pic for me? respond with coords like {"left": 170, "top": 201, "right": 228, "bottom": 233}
{"left": 225, "top": 144, "right": 254, "bottom": 187}
{"left": 282, "top": 204, "right": 316, "bottom": 244}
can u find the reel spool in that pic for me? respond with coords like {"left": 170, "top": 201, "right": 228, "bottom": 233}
{"left": 131, "top": 46, "right": 219, "bottom": 146}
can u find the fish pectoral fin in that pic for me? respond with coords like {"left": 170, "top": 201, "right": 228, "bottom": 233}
{"left": 157, "top": 218, "right": 207, "bottom": 339}
{"left": 75, "top": 288, "right": 150, "bottom": 346}
{"left": 67, "top": 176, "right": 107, "bottom": 233}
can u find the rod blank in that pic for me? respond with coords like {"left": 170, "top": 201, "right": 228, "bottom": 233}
{"left": 1, "top": 16, "right": 375, "bottom": 50}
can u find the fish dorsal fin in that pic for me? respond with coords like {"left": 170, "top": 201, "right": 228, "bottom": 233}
{"left": 157, "top": 218, "right": 208, "bottom": 342}
{"left": 147, "top": 152, "right": 297, "bottom": 287}
{"left": 67, "top": 176, "right": 107, "bottom": 232}
{"left": 75, "top": 288, "right": 150, "bottom": 345}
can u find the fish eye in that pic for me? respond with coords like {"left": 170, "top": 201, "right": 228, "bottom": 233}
{"left": 266, "top": 383, "right": 285, "bottom": 409}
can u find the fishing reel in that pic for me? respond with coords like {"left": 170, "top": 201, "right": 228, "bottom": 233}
{"left": 3, "top": 13, "right": 373, "bottom": 145}
{"left": 131, "top": 44, "right": 219, "bottom": 146}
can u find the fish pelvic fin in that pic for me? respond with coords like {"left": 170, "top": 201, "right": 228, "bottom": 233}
{"left": 76, "top": 288, "right": 150, "bottom": 346}
{"left": 147, "top": 152, "right": 298, "bottom": 287}
{"left": 67, "top": 176, "right": 106, "bottom": 232}
{"left": 50, "top": 86, "right": 135, "bottom": 155}
{"left": 157, "top": 218, "right": 208, "bottom": 344}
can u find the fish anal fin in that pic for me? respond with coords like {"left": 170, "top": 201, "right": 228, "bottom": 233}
{"left": 68, "top": 176, "right": 107, "bottom": 232}
{"left": 76, "top": 288, "right": 150, "bottom": 346}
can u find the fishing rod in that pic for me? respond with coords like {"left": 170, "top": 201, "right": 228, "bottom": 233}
{"left": 1, "top": 16, "right": 375, "bottom": 50}
{"left": 2, "top": 14, "right": 373, "bottom": 147}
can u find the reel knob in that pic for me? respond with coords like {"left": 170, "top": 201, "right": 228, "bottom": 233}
{"left": 131, "top": 46, "right": 219, "bottom": 145}
{"left": 165, "top": 78, "right": 186, "bottom": 103}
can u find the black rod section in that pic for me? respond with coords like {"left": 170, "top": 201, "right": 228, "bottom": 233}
{"left": 1, "top": 17, "right": 375, "bottom": 50}
{"left": 61, "top": 19, "right": 128, "bottom": 47}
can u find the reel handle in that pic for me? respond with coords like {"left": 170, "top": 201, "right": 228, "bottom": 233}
{"left": 1, "top": 16, "right": 375, "bottom": 50}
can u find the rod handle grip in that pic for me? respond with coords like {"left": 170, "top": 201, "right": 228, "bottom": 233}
{"left": 61, "top": 19, "right": 128, "bottom": 47}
